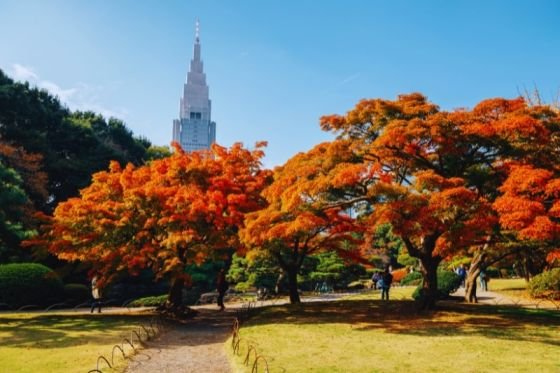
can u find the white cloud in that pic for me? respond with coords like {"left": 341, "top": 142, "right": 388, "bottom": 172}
{"left": 339, "top": 73, "right": 361, "bottom": 86}
{"left": 5, "top": 63, "right": 127, "bottom": 120}
{"left": 11, "top": 63, "right": 38, "bottom": 81}
{"left": 38, "top": 80, "right": 77, "bottom": 102}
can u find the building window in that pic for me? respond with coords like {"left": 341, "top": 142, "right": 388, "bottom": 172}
{"left": 190, "top": 112, "right": 202, "bottom": 119}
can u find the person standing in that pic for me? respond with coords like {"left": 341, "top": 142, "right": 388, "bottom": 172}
{"left": 90, "top": 275, "right": 102, "bottom": 313}
{"left": 371, "top": 271, "right": 381, "bottom": 290}
{"left": 381, "top": 268, "right": 393, "bottom": 301}
{"left": 456, "top": 264, "right": 467, "bottom": 288}
{"left": 479, "top": 269, "right": 488, "bottom": 292}
{"left": 216, "top": 268, "right": 229, "bottom": 311}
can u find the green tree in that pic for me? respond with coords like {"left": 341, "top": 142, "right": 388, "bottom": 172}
{"left": 0, "top": 70, "right": 152, "bottom": 212}
{"left": 0, "top": 162, "right": 33, "bottom": 261}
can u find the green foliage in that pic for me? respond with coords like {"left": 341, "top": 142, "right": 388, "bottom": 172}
{"left": 234, "top": 281, "right": 253, "bottom": 292}
{"left": 528, "top": 268, "right": 560, "bottom": 299}
{"left": 0, "top": 162, "right": 33, "bottom": 261}
{"left": 63, "top": 283, "right": 89, "bottom": 301}
{"left": 397, "top": 253, "right": 418, "bottom": 268}
{"left": 412, "top": 270, "right": 461, "bottom": 301}
{"left": 0, "top": 71, "right": 152, "bottom": 212}
{"left": 301, "top": 252, "right": 366, "bottom": 289}
{"left": 227, "top": 254, "right": 280, "bottom": 291}
{"left": 445, "top": 257, "right": 471, "bottom": 270}
{"left": 347, "top": 280, "right": 365, "bottom": 290}
{"left": 146, "top": 145, "right": 172, "bottom": 160}
{"left": 128, "top": 294, "right": 168, "bottom": 307}
{"left": 400, "top": 271, "right": 423, "bottom": 286}
{"left": 0, "top": 263, "right": 64, "bottom": 305}
{"left": 185, "top": 260, "right": 224, "bottom": 291}
{"left": 485, "top": 266, "right": 500, "bottom": 278}
{"left": 370, "top": 224, "right": 404, "bottom": 267}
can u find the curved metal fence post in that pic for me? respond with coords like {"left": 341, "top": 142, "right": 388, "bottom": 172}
{"left": 243, "top": 345, "right": 258, "bottom": 366}
{"left": 96, "top": 355, "right": 111, "bottom": 370}
{"left": 111, "top": 344, "right": 126, "bottom": 365}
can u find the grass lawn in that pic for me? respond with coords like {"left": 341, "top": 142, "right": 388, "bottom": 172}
{"left": 0, "top": 311, "right": 153, "bottom": 373}
{"left": 488, "top": 278, "right": 529, "bottom": 298}
{"left": 228, "top": 291, "right": 560, "bottom": 373}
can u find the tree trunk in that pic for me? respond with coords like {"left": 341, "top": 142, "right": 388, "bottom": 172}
{"left": 167, "top": 276, "right": 184, "bottom": 309}
{"left": 157, "top": 276, "right": 196, "bottom": 318}
{"left": 464, "top": 252, "right": 486, "bottom": 303}
{"left": 286, "top": 267, "right": 301, "bottom": 304}
{"left": 419, "top": 257, "right": 440, "bottom": 310}
{"left": 275, "top": 271, "right": 285, "bottom": 295}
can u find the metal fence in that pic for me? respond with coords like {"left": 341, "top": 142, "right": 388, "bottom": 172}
{"left": 87, "top": 315, "right": 168, "bottom": 373}
{"left": 230, "top": 301, "right": 287, "bottom": 373}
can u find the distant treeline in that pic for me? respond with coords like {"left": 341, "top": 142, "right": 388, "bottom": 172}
{"left": 0, "top": 69, "right": 169, "bottom": 262}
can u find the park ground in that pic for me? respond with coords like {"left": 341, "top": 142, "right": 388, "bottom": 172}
{"left": 0, "top": 279, "right": 559, "bottom": 373}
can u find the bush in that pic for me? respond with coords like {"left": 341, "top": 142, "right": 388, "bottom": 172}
{"left": 400, "top": 271, "right": 423, "bottom": 286}
{"left": 347, "top": 281, "right": 365, "bottom": 290}
{"left": 234, "top": 281, "right": 253, "bottom": 292}
{"left": 64, "top": 283, "right": 90, "bottom": 301}
{"left": 128, "top": 294, "right": 168, "bottom": 307}
{"left": 0, "top": 263, "right": 64, "bottom": 306}
{"left": 528, "top": 268, "right": 560, "bottom": 300}
{"left": 485, "top": 266, "right": 500, "bottom": 279}
{"left": 412, "top": 270, "right": 461, "bottom": 301}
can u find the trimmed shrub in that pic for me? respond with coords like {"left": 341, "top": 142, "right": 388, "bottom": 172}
{"left": 0, "top": 263, "right": 64, "bottom": 306}
{"left": 412, "top": 270, "right": 461, "bottom": 301}
{"left": 347, "top": 280, "right": 365, "bottom": 290}
{"left": 64, "top": 283, "right": 90, "bottom": 301}
{"left": 400, "top": 271, "right": 423, "bottom": 286}
{"left": 528, "top": 268, "right": 560, "bottom": 300}
{"left": 485, "top": 266, "right": 500, "bottom": 279}
{"left": 128, "top": 294, "right": 168, "bottom": 307}
{"left": 234, "top": 281, "right": 253, "bottom": 292}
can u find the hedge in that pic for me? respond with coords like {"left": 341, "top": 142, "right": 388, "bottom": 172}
{"left": 412, "top": 270, "right": 461, "bottom": 301}
{"left": 528, "top": 268, "right": 560, "bottom": 300}
{"left": 0, "top": 263, "right": 64, "bottom": 306}
{"left": 128, "top": 294, "right": 168, "bottom": 307}
{"left": 400, "top": 271, "right": 423, "bottom": 286}
{"left": 64, "top": 283, "right": 90, "bottom": 301}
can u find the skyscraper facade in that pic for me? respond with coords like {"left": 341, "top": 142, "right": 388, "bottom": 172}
{"left": 172, "top": 20, "right": 216, "bottom": 152}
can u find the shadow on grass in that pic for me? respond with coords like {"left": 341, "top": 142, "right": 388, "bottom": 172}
{"left": 247, "top": 299, "right": 560, "bottom": 347}
{"left": 0, "top": 313, "right": 153, "bottom": 348}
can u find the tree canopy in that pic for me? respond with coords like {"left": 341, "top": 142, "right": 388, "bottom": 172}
{"left": 30, "top": 142, "right": 271, "bottom": 312}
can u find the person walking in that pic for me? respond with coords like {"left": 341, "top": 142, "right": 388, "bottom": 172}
{"left": 380, "top": 268, "right": 393, "bottom": 301}
{"left": 216, "top": 268, "right": 229, "bottom": 311}
{"left": 90, "top": 275, "right": 102, "bottom": 313}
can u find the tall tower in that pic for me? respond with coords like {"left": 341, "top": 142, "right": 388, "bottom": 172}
{"left": 173, "top": 20, "right": 216, "bottom": 152}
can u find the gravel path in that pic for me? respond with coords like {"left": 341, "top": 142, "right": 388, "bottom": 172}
{"left": 452, "top": 287, "right": 560, "bottom": 310}
{"left": 122, "top": 294, "right": 352, "bottom": 373}
{"left": 124, "top": 305, "right": 235, "bottom": 373}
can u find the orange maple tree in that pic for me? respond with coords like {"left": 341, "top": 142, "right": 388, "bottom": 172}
{"left": 318, "top": 94, "right": 505, "bottom": 309}
{"left": 316, "top": 94, "right": 560, "bottom": 306}
{"left": 240, "top": 141, "right": 364, "bottom": 303}
{"left": 30, "top": 142, "right": 271, "bottom": 313}
{"left": 467, "top": 98, "right": 560, "bottom": 272}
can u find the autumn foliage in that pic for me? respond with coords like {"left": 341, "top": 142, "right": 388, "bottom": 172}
{"left": 26, "top": 91, "right": 560, "bottom": 311}
{"left": 29, "top": 142, "right": 271, "bottom": 309}
{"left": 317, "top": 93, "right": 559, "bottom": 308}
{"left": 240, "top": 142, "right": 364, "bottom": 303}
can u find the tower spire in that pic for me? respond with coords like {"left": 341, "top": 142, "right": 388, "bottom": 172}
{"left": 195, "top": 18, "right": 200, "bottom": 43}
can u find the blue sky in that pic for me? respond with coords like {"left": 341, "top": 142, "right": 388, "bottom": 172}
{"left": 1, "top": 1, "right": 559, "bottom": 167}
